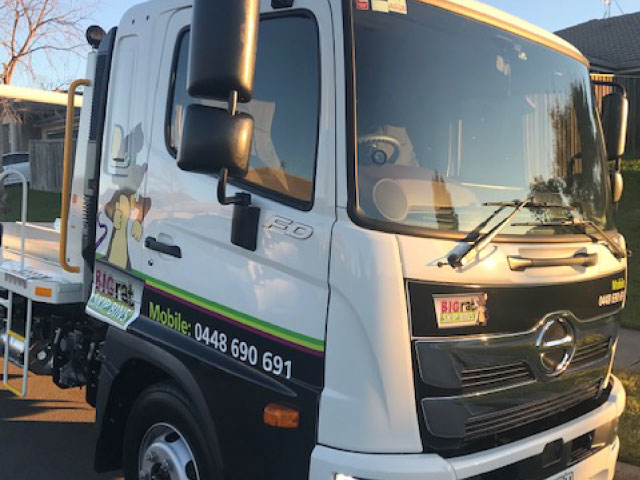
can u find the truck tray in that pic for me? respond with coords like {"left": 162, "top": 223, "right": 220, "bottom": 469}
{"left": 0, "top": 247, "right": 83, "bottom": 305}
{"left": 2, "top": 222, "right": 60, "bottom": 265}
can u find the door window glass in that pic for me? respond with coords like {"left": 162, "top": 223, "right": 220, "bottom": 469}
{"left": 167, "top": 15, "right": 320, "bottom": 206}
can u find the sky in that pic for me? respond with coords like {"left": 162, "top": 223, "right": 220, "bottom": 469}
{"left": 481, "top": 0, "right": 638, "bottom": 32}
{"left": 11, "top": 0, "right": 640, "bottom": 87}
{"left": 87, "top": 0, "right": 640, "bottom": 33}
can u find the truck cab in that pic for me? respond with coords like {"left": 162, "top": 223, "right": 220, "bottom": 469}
{"left": 0, "top": 0, "right": 628, "bottom": 479}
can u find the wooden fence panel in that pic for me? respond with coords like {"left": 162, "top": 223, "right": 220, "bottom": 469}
{"left": 28, "top": 140, "right": 75, "bottom": 193}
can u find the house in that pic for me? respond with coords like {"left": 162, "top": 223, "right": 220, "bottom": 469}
{"left": 0, "top": 85, "right": 82, "bottom": 191}
{"left": 556, "top": 13, "right": 640, "bottom": 157}
{"left": 556, "top": 12, "right": 640, "bottom": 75}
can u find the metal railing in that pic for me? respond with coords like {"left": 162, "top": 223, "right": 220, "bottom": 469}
{"left": 0, "top": 169, "right": 29, "bottom": 397}
{"left": 0, "top": 169, "right": 28, "bottom": 271}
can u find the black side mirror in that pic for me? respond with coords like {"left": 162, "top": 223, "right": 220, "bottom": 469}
{"left": 179, "top": 0, "right": 260, "bottom": 179}
{"left": 187, "top": 0, "right": 259, "bottom": 103}
{"left": 611, "top": 170, "right": 624, "bottom": 204}
{"left": 178, "top": 105, "right": 254, "bottom": 178}
{"left": 179, "top": 0, "right": 259, "bottom": 183}
{"left": 177, "top": 0, "right": 261, "bottom": 251}
{"left": 601, "top": 91, "right": 629, "bottom": 161}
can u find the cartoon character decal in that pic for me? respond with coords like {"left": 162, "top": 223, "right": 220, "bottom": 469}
{"left": 96, "top": 123, "right": 151, "bottom": 271}
{"left": 103, "top": 188, "right": 151, "bottom": 270}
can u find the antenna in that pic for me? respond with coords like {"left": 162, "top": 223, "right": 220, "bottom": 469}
{"left": 602, "top": 0, "right": 612, "bottom": 18}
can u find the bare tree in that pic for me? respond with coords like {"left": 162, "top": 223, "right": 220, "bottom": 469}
{"left": 0, "top": 0, "right": 94, "bottom": 86}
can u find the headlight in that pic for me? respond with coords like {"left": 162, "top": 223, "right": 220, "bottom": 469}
{"left": 335, "top": 475, "right": 360, "bottom": 480}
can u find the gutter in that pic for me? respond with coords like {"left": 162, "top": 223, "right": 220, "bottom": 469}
{"left": 0, "top": 84, "right": 83, "bottom": 108}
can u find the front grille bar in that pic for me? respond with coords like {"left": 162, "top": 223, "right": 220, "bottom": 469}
{"left": 571, "top": 339, "right": 611, "bottom": 367}
{"left": 461, "top": 362, "right": 534, "bottom": 392}
{"left": 465, "top": 381, "right": 600, "bottom": 439}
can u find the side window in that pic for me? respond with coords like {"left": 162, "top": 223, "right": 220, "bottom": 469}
{"left": 167, "top": 14, "right": 320, "bottom": 207}
{"left": 108, "top": 36, "right": 138, "bottom": 172}
{"left": 168, "top": 33, "right": 190, "bottom": 154}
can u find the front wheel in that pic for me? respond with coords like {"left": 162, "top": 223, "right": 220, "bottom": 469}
{"left": 123, "top": 382, "right": 220, "bottom": 480}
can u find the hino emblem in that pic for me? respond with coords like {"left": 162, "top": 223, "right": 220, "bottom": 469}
{"left": 535, "top": 315, "right": 576, "bottom": 376}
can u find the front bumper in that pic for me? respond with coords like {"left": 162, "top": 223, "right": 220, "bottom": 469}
{"left": 309, "top": 375, "right": 626, "bottom": 480}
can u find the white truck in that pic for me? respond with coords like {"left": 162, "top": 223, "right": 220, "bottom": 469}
{"left": 0, "top": 0, "right": 630, "bottom": 479}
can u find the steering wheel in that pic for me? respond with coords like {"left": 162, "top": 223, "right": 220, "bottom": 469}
{"left": 358, "top": 135, "right": 401, "bottom": 166}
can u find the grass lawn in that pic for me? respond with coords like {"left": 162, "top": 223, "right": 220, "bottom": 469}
{"left": 1, "top": 185, "right": 61, "bottom": 223}
{"left": 618, "top": 160, "right": 640, "bottom": 330}
{"left": 616, "top": 370, "right": 640, "bottom": 466}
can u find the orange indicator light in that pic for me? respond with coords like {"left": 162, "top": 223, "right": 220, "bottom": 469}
{"left": 35, "top": 286, "right": 52, "bottom": 298}
{"left": 263, "top": 403, "right": 300, "bottom": 429}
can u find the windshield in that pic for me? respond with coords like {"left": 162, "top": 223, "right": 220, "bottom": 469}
{"left": 352, "top": 1, "right": 614, "bottom": 237}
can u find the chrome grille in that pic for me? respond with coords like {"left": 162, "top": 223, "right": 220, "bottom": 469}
{"left": 571, "top": 338, "right": 611, "bottom": 367}
{"left": 461, "top": 361, "right": 534, "bottom": 393}
{"left": 465, "top": 381, "right": 601, "bottom": 440}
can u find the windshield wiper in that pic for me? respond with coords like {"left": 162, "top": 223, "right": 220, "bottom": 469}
{"left": 443, "top": 198, "right": 533, "bottom": 268}
{"left": 484, "top": 200, "right": 577, "bottom": 210}
{"left": 442, "top": 199, "right": 599, "bottom": 268}
{"left": 512, "top": 218, "right": 627, "bottom": 259}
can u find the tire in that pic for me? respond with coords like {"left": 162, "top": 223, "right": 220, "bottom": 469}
{"left": 123, "top": 382, "right": 220, "bottom": 480}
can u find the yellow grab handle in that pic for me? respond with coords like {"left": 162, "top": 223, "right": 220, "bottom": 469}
{"left": 60, "top": 79, "right": 91, "bottom": 273}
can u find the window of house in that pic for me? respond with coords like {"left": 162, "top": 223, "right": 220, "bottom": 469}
{"left": 167, "top": 14, "right": 320, "bottom": 207}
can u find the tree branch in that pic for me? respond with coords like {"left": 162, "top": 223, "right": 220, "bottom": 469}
{"left": 0, "top": 0, "right": 95, "bottom": 85}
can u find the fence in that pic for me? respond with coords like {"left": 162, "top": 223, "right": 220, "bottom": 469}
{"left": 592, "top": 73, "right": 640, "bottom": 159}
{"left": 28, "top": 140, "right": 75, "bottom": 193}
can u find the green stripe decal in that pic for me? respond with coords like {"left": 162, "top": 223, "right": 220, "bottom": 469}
{"left": 138, "top": 272, "right": 324, "bottom": 352}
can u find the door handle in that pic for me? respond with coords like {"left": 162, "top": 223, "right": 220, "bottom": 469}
{"left": 507, "top": 253, "right": 597, "bottom": 271}
{"left": 145, "top": 236, "right": 182, "bottom": 258}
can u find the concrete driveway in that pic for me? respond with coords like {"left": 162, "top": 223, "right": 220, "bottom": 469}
{"left": 0, "top": 366, "right": 123, "bottom": 480}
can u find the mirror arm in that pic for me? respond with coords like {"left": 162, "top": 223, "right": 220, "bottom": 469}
{"left": 217, "top": 167, "right": 251, "bottom": 206}
{"left": 228, "top": 90, "right": 238, "bottom": 116}
{"left": 592, "top": 80, "right": 627, "bottom": 98}
{"left": 215, "top": 89, "right": 252, "bottom": 207}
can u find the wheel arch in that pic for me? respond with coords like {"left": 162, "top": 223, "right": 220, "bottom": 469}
{"left": 93, "top": 326, "right": 223, "bottom": 474}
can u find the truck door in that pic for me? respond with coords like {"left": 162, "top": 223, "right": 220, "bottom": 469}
{"left": 138, "top": 1, "right": 334, "bottom": 474}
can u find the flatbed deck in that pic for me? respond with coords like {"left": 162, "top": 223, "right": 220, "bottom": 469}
{"left": 3, "top": 222, "right": 60, "bottom": 264}
{"left": 0, "top": 222, "right": 84, "bottom": 304}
